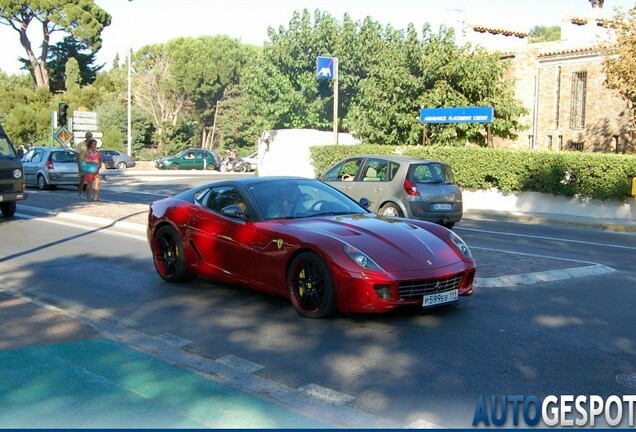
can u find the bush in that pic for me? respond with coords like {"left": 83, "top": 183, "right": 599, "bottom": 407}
{"left": 310, "top": 145, "right": 636, "bottom": 202}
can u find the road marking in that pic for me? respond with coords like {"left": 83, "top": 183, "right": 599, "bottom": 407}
{"left": 15, "top": 213, "right": 148, "bottom": 242}
{"left": 216, "top": 355, "right": 264, "bottom": 373}
{"left": 457, "top": 226, "right": 636, "bottom": 251}
{"left": 475, "top": 263, "right": 615, "bottom": 288}
{"left": 298, "top": 384, "right": 355, "bottom": 406}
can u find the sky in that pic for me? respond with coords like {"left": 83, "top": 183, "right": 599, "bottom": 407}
{"left": 0, "top": 0, "right": 634, "bottom": 75}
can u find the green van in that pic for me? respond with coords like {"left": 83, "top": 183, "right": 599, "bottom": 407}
{"left": 0, "top": 123, "right": 27, "bottom": 218}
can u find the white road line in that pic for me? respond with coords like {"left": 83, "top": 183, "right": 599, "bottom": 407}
{"left": 457, "top": 226, "right": 636, "bottom": 251}
{"left": 475, "top": 264, "right": 615, "bottom": 288}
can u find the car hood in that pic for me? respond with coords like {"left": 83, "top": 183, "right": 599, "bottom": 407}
{"left": 280, "top": 214, "right": 463, "bottom": 271}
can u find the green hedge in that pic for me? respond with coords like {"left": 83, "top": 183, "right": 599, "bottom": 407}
{"left": 310, "top": 145, "right": 636, "bottom": 202}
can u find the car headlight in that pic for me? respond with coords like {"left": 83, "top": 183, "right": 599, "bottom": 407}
{"left": 343, "top": 245, "right": 383, "bottom": 271}
{"left": 12, "top": 169, "right": 22, "bottom": 179}
{"left": 449, "top": 231, "right": 472, "bottom": 259}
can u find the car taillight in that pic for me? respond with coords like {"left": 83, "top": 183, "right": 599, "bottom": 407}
{"left": 403, "top": 178, "right": 419, "bottom": 196}
{"left": 46, "top": 160, "right": 53, "bottom": 170}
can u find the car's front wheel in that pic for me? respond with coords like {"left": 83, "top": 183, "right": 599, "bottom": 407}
{"left": 287, "top": 252, "right": 336, "bottom": 319}
{"left": 0, "top": 201, "right": 16, "bottom": 218}
{"left": 151, "top": 225, "right": 195, "bottom": 283}
{"left": 379, "top": 202, "right": 403, "bottom": 218}
{"left": 169, "top": 164, "right": 179, "bottom": 170}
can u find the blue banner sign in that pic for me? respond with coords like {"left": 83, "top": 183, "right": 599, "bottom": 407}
{"left": 420, "top": 106, "right": 494, "bottom": 124}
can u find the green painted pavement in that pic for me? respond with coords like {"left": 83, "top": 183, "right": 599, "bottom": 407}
{"left": 0, "top": 338, "right": 330, "bottom": 428}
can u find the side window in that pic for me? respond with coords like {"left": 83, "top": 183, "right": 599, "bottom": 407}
{"left": 31, "top": 150, "right": 43, "bottom": 163}
{"left": 362, "top": 158, "right": 388, "bottom": 182}
{"left": 195, "top": 151, "right": 203, "bottom": 160}
{"left": 324, "top": 159, "right": 363, "bottom": 181}
{"left": 205, "top": 186, "right": 248, "bottom": 215}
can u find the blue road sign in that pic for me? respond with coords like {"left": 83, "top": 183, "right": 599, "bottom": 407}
{"left": 420, "top": 106, "right": 494, "bottom": 124}
{"left": 316, "top": 56, "right": 337, "bottom": 80}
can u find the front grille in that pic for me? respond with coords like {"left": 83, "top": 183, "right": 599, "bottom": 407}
{"left": 398, "top": 273, "right": 464, "bottom": 299}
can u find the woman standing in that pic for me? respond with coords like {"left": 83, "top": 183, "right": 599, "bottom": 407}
{"left": 83, "top": 139, "right": 102, "bottom": 201}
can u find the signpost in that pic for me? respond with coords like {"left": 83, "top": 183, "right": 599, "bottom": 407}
{"left": 419, "top": 106, "right": 494, "bottom": 146}
{"left": 316, "top": 56, "right": 339, "bottom": 144}
{"left": 71, "top": 111, "right": 100, "bottom": 146}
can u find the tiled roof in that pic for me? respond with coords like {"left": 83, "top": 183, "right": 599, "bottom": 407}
{"left": 470, "top": 25, "right": 528, "bottom": 39}
{"left": 538, "top": 45, "right": 598, "bottom": 57}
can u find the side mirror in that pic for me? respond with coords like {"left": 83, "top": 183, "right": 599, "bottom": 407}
{"left": 221, "top": 205, "right": 249, "bottom": 221}
{"left": 359, "top": 197, "right": 371, "bottom": 208}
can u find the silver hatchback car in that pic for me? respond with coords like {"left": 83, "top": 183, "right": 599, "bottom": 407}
{"left": 321, "top": 155, "right": 462, "bottom": 228}
{"left": 21, "top": 146, "right": 79, "bottom": 190}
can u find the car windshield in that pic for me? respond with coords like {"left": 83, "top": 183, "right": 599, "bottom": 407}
{"left": 409, "top": 163, "right": 454, "bottom": 184}
{"left": 248, "top": 179, "right": 369, "bottom": 221}
{"left": 0, "top": 136, "right": 18, "bottom": 159}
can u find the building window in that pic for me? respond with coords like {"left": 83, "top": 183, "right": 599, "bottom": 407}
{"left": 547, "top": 135, "right": 553, "bottom": 150}
{"left": 568, "top": 141, "right": 584, "bottom": 151}
{"left": 570, "top": 71, "right": 587, "bottom": 129}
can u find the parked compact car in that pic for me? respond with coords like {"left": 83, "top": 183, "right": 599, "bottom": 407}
{"left": 321, "top": 155, "right": 462, "bottom": 228}
{"left": 147, "top": 176, "right": 476, "bottom": 318}
{"left": 21, "top": 146, "right": 79, "bottom": 190}
{"left": 154, "top": 148, "right": 220, "bottom": 170}
{"left": 99, "top": 149, "right": 136, "bottom": 170}
{"left": 243, "top": 151, "right": 258, "bottom": 171}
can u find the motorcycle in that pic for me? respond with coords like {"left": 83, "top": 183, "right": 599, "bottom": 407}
{"left": 219, "top": 157, "right": 250, "bottom": 173}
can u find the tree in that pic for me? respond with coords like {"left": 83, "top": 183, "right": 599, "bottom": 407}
{"left": 528, "top": 25, "right": 561, "bottom": 43}
{"left": 0, "top": 0, "right": 111, "bottom": 89}
{"left": 132, "top": 36, "right": 252, "bottom": 152}
{"left": 45, "top": 36, "right": 104, "bottom": 92}
{"left": 244, "top": 9, "right": 526, "bottom": 146}
{"left": 600, "top": 6, "right": 636, "bottom": 142}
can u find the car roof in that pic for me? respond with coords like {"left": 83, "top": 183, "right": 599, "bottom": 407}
{"left": 347, "top": 154, "right": 446, "bottom": 165}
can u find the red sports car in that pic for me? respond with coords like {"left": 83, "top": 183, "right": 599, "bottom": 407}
{"left": 147, "top": 176, "right": 476, "bottom": 318}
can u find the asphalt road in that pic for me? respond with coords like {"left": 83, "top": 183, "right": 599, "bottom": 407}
{"left": 1, "top": 171, "right": 636, "bottom": 428}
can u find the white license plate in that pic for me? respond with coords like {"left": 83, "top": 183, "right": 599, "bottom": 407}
{"left": 423, "top": 289, "right": 458, "bottom": 307}
{"left": 432, "top": 203, "right": 452, "bottom": 210}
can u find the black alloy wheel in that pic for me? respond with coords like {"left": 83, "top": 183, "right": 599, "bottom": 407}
{"left": 151, "top": 225, "right": 194, "bottom": 283}
{"left": 287, "top": 252, "right": 336, "bottom": 318}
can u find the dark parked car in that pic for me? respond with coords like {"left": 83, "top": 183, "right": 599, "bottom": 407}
{"left": 21, "top": 146, "right": 79, "bottom": 190}
{"left": 155, "top": 148, "right": 220, "bottom": 170}
{"left": 321, "top": 155, "right": 462, "bottom": 228}
{"left": 99, "top": 149, "right": 136, "bottom": 170}
{"left": 147, "top": 176, "right": 475, "bottom": 318}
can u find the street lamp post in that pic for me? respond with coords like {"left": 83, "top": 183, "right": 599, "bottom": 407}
{"left": 127, "top": 0, "right": 133, "bottom": 157}
{"left": 127, "top": 47, "right": 132, "bottom": 157}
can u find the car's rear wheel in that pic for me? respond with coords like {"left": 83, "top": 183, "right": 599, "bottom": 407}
{"left": 169, "top": 164, "right": 179, "bottom": 170}
{"left": 205, "top": 163, "right": 215, "bottom": 170}
{"left": 151, "top": 225, "right": 194, "bottom": 283}
{"left": 379, "top": 202, "right": 403, "bottom": 218}
{"left": 117, "top": 161, "right": 127, "bottom": 170}
{"left": 37, "top": 174, "right": 49, "bottom": 190}
{"left": 442, "top": 221, "right": 455, "bottom": 229}
{"left": 0, "top": 201, "right": 16, "bottom": 218}
{"left": 287, "top": 252, "right": 336, "bottom": 319}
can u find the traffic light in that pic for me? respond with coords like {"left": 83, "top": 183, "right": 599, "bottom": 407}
{"left": 58, "top": 103, "right": 69, "bottom": 128}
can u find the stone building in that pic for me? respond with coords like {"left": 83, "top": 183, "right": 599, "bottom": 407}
{"left": 465, "top": 5, "right": 633, "bottom": 153}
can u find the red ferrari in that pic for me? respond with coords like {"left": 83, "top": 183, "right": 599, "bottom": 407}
{"left": 147, "top": 176, "right": 476, "bottom": 318}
